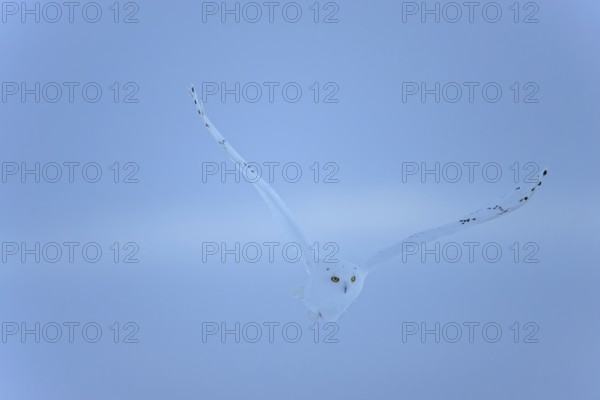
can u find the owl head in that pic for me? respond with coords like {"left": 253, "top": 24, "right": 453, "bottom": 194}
{"left": 319, "top": 261, "right": 365, "bottom": 296}
{"left": 305, "top": 260, "right": 366, "bottom": 321}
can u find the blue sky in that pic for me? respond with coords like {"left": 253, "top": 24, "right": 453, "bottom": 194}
{"left": 1, "top": 1, "right": 599, "bottom": 399}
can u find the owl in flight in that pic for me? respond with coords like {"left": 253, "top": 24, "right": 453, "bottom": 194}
{"left": 189, "top": 85, "right": 547, "bottom": 321}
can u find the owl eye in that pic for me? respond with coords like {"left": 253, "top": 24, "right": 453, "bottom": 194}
{"left": 351, "top": 276, "right": 356, "bottom": 282}
{"left": 331, "top": 276, "right": 340, "bottom": 283}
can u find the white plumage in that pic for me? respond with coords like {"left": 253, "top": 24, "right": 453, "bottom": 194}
{"left": 189, "top": 85, "right": 548, "bottom": 321}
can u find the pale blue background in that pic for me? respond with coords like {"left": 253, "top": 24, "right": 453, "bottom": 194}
{"left": 1, "top": 1, "right": 599, "bottom": 399}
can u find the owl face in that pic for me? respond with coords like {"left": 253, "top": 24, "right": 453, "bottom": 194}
{"left": 304, "top": 261, "right": 365, "bottom": 321}
{"left": 322, "top": 262, "right": 364, "bottom": 296}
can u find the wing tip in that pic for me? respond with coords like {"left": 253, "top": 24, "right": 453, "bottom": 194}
{"left": 189, "top": 83, "right": 206, "bottom": 116}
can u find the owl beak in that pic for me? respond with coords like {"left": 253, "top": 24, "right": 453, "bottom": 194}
{"left": 344, "top": 284, "right": 347, "bottom": 294}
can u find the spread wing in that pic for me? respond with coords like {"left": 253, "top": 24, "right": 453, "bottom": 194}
{"left": 189, "top": 85, "right": 315, "bottom": 273}
{"left": 365, "top": 169, "right": 548, "bottom": 272}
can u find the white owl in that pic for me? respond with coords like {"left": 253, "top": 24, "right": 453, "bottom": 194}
{"left": 189, "top": 86, "right": 547, "bottom": 321}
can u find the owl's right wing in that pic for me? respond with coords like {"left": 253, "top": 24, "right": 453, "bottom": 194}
{"left": 189, "top": 85, "right": 315, "bottom": 273}
{"left": 364, "top": 168, "right": 548, "bottom": 272}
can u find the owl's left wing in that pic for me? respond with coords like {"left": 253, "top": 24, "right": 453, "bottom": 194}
{"left": 189, "top": 85, "right": 315, "bottom": 273}
{"left": 364, "top": 169, "right": 548, "bottom": 272}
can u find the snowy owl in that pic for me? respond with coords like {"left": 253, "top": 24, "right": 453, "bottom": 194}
{"left": 189, "top": 85, "right": 547, "bottom": 321}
